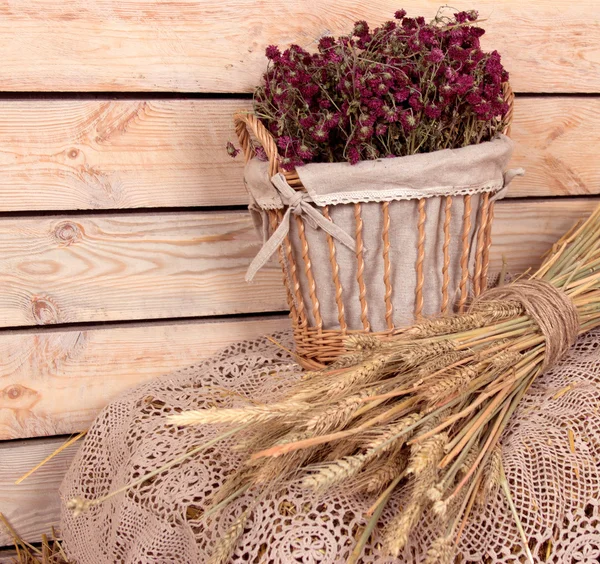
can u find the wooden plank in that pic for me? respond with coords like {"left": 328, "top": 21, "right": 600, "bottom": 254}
{"left": 0, "top": 99, "right": 248, "bottom": 211}
{"left": 490, "top": 197, "right": 598, "bottom": 274}
{"left": 0, "top": 1, "right": 597, "bottom": 93}
{"left": 508, "top": 97, "right": 600, "bottom": 197}
{"left": 0, "top": 315, "right": 290, "bottom": 440}
{"left": 0, "top": 97, "right": 599, "bottom": 212}
{"left": 0, "top": 437, "right": 76, "bottom": 546}
{"left": 0, "top": 200, "right": 598, "bottom": 329}
{"left": 0, "top": 211, "right": 288, "bottom": 328}
{"left": 0, "top": 549, "right": 18, "bottom": 563}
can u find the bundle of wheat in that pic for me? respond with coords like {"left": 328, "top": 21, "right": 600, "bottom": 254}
{"left": 168, "top": 205, "right": 600, "bottom": 563}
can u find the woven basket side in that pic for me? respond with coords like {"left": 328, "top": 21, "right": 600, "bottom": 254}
{"left": 235, "top": 82, "right": 515, "bottom": 369}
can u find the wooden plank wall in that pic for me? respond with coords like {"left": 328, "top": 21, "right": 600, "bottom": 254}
{"left": 0, "top": 0, "right": 599, "bottom": 551}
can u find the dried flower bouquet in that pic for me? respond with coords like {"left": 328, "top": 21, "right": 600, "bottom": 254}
{"left": 231, "top": 7, "right": 510, "bottom": 168}
{"left": 169, "top": 204, "right": 600, "bottom": 563}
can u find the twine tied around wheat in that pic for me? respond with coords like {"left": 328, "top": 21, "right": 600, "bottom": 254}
{"left": 471, "top": 279, "right": 579, "bottom": 371}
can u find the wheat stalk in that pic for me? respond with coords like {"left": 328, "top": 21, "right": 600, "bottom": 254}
{"left": 168, "top": 400, "right": 311, "bottom": 426}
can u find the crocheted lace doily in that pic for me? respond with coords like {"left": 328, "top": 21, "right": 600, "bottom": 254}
{"left": 60, "top": 329, "right": 600, "bottom": 563}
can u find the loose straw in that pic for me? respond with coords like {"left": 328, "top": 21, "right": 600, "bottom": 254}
{"left": 15, "top": 431, "right": 87, "bottom": 485}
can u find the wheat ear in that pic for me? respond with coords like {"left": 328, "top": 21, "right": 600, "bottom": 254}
{"left": 169, "top": 401, "right": 310, "bottom": 426}
{"left": 208, "top": 509, "right": 250, "bottom": 564}
{"left": 300, "top": 454, "right": 367, "bottom": 491}
{"left": 424, "top": 535, "right": 455, "bottom": 564}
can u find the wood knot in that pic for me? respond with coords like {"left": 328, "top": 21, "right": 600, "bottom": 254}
{"left": 53, "top": 221, "right": 82, "bottom": 245}
{"left": 0, "top": 384, "right": 39, "bottom": 409}
{"left": 68, "top": 148, "right": 80, "bottom": 159}
{"left": 6, "top": 384, "right": 23, "bottom": 400}
{"left": 31, "top": 296, "right": 60, "bottom": 325}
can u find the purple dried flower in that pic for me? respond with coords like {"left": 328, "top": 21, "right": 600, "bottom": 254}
{"left": 466, "top": 91, "right": 482, "bottom": 105}
{"left": 402, "top": 17, "right": 418, "bottom": 30}
{"left": 265, "top": 45, "right": 281, "bottom": 60}
{"left": 318, "top": 36, "right": 335, "bottom": 51}
{"left": 485, "top": 50, "right": 504, "bottom": 77}
{"left": 365, "top": 97, "right": 385, "bottom": 111}
{"left": 393, "top": 87, "right": 411, "bottom": 102}
{"left": 394, "top": 9, "right": 407, "bottom": 19}
{"left": 409, "top": 94, "right": 423, "bottom": 111}
{"left": 473, "top": 101, "right": 493, "bottom": 118}
{"left": 276, "top": 135, "right": 294, "bottom": 150}
{"left": 449, "top": 45, "right": 470, "bottom": 62}
{"left": 382, "top": 105, "right": 400, "bottom": 123}
{"left": 424, "top": 103, "right": 442, "bottom": 119}
{"left": 407, "top": 36, "right": 422, "bottom": 53}
{"left": 324, "top": 112, "right": 341, "bottom": 128}
{"left": 418, "top": 27, "right": 436, "bottom": 46}
{"left": 359, "top": 114, "right": 377, "bottom": 127}
{"left": 377, "top": 82, "right": 390, "bottom": 95}
{"left": 357, "top": 124, "right": 374, "bottom": 141}
{"left": 454, "top": 10, "right": 478, "bottom": 24}
{"left": 444, "top": 67, "right": 458, "bottom": 82}
{"left": 311, "top": 126, "right": 329, "bottom": 142}
{"left": 453, "top": 74, "right": 475, "bottom": 95}
{"left": 226, "top": 141, "right": 240, "bottom": 158}
{"left": 469, "top": 26, "right": 486, "bottom": 39}
{"left": 298, "top": 144, "right": 314, "bottom": 160}
{"left": 301, "top": 83, "right": 319, "bottom": 98}
{"left": 375, "top": 123, "right": 388, "bottom": 136}
{"left": 428, "top": 48, "right": 445, "bottom": 63}
{"left": 353, "top": 20, "right": 369, "bottom": 37}
{"left": 347, "top": 146, "right": 361, "bottom": 165}
{"left": 280, "top": 156, "right": 304, "bottom": 171}
{"left": 400, "top": 110, "right": 419, "bottom": 132}
{"left": 299, "top": 115, "right": 317, "bottom": 129}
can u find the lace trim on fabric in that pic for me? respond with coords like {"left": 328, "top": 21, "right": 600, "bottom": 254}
{"left": 309, "top": 181, "right": 504, "bottom": 206}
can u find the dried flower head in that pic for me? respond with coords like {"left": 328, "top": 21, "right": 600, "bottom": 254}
{"left": 226, "top": 141, "right": 240, "bottom": 158}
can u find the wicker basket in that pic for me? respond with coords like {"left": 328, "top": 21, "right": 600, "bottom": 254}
{"left": 235, "top": 83, "right": 514, "bottom": 370}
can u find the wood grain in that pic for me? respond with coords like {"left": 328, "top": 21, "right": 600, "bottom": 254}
{"left": 0, "top": 201, "right": 597, "bottom": 329}
{"left": 0, "top": 211, "right": 288, "bottom": 328}
{"left": 490, "top": 198, "right": 598, "bottom": 273}
{"left": 0, "top": 1, "right": 597, "bottom": 93}
{"left": 508, "top": 97, "right": 600, "bottom": 197}
{"left": 0, "top": 99, "right": 247, "bottom": 211}
{"left": 0, "top": 549, "right": 18, "bottom": 563}
{"left": 0, "top": 315, "right": 290, "bottom": 440}
{"left": 0, "top": 97, "right": 599, "bottom": 212}
{"left": 0, "top": 437, "right": 76, "bottom": 547}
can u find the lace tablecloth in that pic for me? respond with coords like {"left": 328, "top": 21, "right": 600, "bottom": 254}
{"left": 60, "top": 329, "right": 600, "bottom": 563}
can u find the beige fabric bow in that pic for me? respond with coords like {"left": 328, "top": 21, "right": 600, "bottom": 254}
{"left": 245, "top": 173, "right": 357, "bottom": 282}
